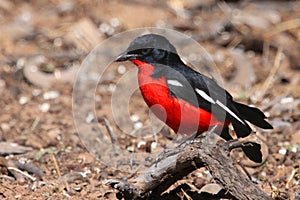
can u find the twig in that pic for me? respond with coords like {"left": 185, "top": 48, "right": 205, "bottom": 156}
{"left": 51, "top": 154, "right": 61, "bottom": 178}
{"left": 264, "top": 18, "right": 300, "bottom": 38}
{"left": 258, "top": 47, "right": 283, "bottom": 100}
{"left": 181, "top": 188, "right": 193, "bottom": 200}
{"left": 285, "top": 168, "right": 296, "bottom": 189}
{"left": 7, "top": 167, "right": 37, "bottom": 182}
{"left": 30, "top": 117, "right": 40, "bottom": 131}
{"left": 101, "top": 117, "right": 117, "bottom": 145}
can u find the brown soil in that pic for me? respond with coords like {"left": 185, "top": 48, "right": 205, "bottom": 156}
{"left": 0, "top": 1, "right": 299, "bottom": 199}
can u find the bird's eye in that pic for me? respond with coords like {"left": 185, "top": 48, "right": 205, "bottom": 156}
{"left": 141, "top": 48, "right": 152, "bottom": 55}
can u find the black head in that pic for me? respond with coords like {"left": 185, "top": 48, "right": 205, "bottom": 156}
{"left": 115, "top": 34, "right": 181, "bottom": 64}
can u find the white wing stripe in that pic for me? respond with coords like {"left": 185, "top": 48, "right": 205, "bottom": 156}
{"left": 167, "top": 82, "right": 244, "bottom": 125}
{"left": 216, "top": 100, "right": 245, "bottom": 124}
{"left": 195, "top": 88, "right": 215, "bottom": 104}
{"left": 167, "top": 80, "right": 183, "bottom": 87}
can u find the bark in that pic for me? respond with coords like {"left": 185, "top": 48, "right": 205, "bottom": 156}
{"left": 106, "top": 133, "right": 272, "bottom": 200}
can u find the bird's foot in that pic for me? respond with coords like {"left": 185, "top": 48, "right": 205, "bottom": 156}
{"left": 155, "top": 148, "right": 179, "bottom": 166}
{"left": 223, "top": 138, "right": 240, "bottom": 151}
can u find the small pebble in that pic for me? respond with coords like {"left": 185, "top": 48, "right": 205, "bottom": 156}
{"left": 19, "top": 96, "right": 29, "bottom": 105}
{"left": 73, "top": 187, "right": 82, "bottom": 192}
{"left": 291, "top": 146, "right": 298, "bottom": 153}
{"left": 18, "top": 157, "right": 30, "bottom": 164}
{"left": 127, "top": 145, "right": 135, "bottom": 152}
{"left": 280, "top": 97, "right": 294, "bottom": 104}
{"left": 43, "top": 91, "right": 59, "bottom": 100}
{"left": 130, "top": 114, "right": 140, "bottom": 122}
{"left": 117, "top": 65, "right": 126, "bottom": 74}
{"left": 16, "top": 58, "right": 26, "bottom": 69}
{"left": 151, "top": 142, "right": 157, "bottom": 151}
{"left": 109, "top": 18, "right": 121, "bottom": 27}
{"left": 39, "top": 103, "right": 50, "bottom": 112}
{"left": 32, "top": 89, "right": 41, "bottom": 96}
{"left": 99, "top": 22, "right": 115, "bottom": 35}
{"left": 137, "top": 141, "right": 146, "bottom": 149}
{"left": 99, "top": 22, "right": 110, "bottom": 33}
{"left": 279, "top": 148, "right": 287, "bottom": 155}
{"left": 261, "top": 171, "right": 267, "bottom": 177}
{"left": 85, "top": 112, "right": 95, "bottom": 123}
{"left": 134, "top": 122, "right": 143, "bottom": 130}
{"left": 108, "top": 84, "right": 116, "bottom": 92}
{"left": 264, "top": 112, "right": 270, "bottom": 118}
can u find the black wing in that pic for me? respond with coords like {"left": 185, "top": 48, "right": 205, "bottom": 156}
{"left": 151, "top": 63, "right": 252, "bottom": 137}
{"left": 151, "top": 64, "right": 210, "bottom": 110}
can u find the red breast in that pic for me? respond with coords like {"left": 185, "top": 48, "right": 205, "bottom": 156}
{"left": 131, "top": 60, "right": 229, "bottom": 135}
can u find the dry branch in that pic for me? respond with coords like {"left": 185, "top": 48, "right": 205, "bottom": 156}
{"left": 106, "top": 133, "right": 272, "bottom": 200}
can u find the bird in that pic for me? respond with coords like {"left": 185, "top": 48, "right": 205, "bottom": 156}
{"left": 115, "top": 34, "right": 273, "bottom": 163}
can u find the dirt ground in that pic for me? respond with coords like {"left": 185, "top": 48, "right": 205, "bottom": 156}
{"left": 0, "top": 0, "right": 300, "bottom": 199}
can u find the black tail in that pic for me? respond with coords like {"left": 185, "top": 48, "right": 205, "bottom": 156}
{"left": 233, "top": 102, "right": 273, "bottom": 129}
{"left": 242, "top": 144, "right": 262, "bottom": 163}
{"left": 228, "top": 101, "right": 272, "bottom": 163}
{"left": 220, "top": 127, "right": 262, "bottom": 163}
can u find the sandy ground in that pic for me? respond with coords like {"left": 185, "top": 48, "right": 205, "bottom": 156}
{"left": 0, "top": 1, "right": 299, "bottom": 199}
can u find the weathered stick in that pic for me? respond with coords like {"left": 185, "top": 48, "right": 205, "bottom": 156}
{"left": 106, "top": 133, "right": 272, "bottom": 200}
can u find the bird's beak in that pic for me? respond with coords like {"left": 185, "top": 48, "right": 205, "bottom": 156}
{"left": 115, "top": 52, "right": 139, "bottom": 62}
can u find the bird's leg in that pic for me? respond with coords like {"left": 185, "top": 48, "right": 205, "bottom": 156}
{"left": 199, "top": 125, "right": 221, "bottom": 146}
{"left": 155, "top": 125, "right": 220, "bottom": 166}
{"left": 175, "top": 132, "right": 201, "bottom": 148}
{"left": 223, "top": 132, "right": 260, "bottom": 151}
{"left": 155, "top": 145, "right": 180, "bottom": 166}
{"left": 171, "top": 125, "right": 220, "bottom": 150}
{"left": 222, "top": 139, "right": 239, "bottom": 161}
{"left": 223, "top": 138, "right": 241, "bottom": 152}
{"left": 154, "top": 135, "right": 194, "bottom": 166}
{"left": 207, "top": 125, "right": 219, "bottom": 135}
